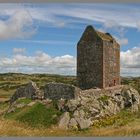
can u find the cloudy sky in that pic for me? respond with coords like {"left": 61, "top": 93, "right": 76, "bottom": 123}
{"left": 0, "top": 3, "right": 140, "bottom": 76}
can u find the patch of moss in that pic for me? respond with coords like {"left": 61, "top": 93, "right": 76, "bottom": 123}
{"left": 15, "top": 102, "right": 62, "bottom": 128}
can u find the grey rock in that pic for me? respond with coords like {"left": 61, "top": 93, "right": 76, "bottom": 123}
{"left": 76, "top": 117, "right": 91, "bottom": 130}
{"left": 16, "top": 103, "right": 25, "bottom": 108}
{"left": 27, "top": 102, "right": 36, "bottom": 107}
{"left": 10, "top": 81, "right": 41, "bottom": 104}
{"left": 66, "top": 99, "right": 79, "bottom": 111}
{"left": 57, "top": 99, "right": 66, "bottom": 111}
{"left": 58, "top": 112, "right": 70, "bottom": 130}
{"left": 73, "top": 110, "right": 85, "bottom": 118}
{"left": 44, "top": 82, "right": 80, "bottom": 100}
{"left": 7, "top": 107, "right": 15, "bottom": 113}
{"left": 68, "top": 118, "right": 78, "bottom": 130}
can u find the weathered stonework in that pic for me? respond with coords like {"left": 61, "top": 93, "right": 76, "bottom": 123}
{"left": 44, "top": 82, "right": 80, "bottom": 100}
{"left": 77, "top": 25, "right": 120, "bottom": 89}
{"left": 10, "top": 81, "right": 41, "bottom": 104}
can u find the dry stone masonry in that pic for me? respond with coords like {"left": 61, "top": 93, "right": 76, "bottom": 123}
{"left": 77, "top": 25, "right": 120, "bottom": 89}
{"left": 10, "top": 82, "right": 80, "bottom": 103}
{"left": 44, "top": 82, "right": 80, "bottom": 100}
{"left": 10, "top": 81, "right": 41, "bottom": 104}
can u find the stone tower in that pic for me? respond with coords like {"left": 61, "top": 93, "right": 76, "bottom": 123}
{"left": 77, "top": 25, "right": 120, "bottom": 89}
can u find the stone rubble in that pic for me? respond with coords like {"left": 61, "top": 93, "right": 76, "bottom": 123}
{"left": 58, "top": 85, "right": 140, "bottom": 130}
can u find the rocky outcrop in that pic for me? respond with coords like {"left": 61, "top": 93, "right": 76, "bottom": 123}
{"left": 58, "top": 112, "right": 70, "bottom": 130}
{"left": 8, "top": 81, "right": 140, "bottom": 130}
{"left": 57, "top": 85, "right": 140, "bottom": 130}
{"left": 10, "top": 81, "right": 41, "bottom": 104}
{"left": 44, "top": 82, "right": 80, "bottom": 100}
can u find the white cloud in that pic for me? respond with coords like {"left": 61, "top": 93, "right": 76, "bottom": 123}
{"left": 0, "top": 51, "right": 76, "bottom": 75}
{"left": 121, "top": 47, "right": 140, "bottom": 76}
{"left": 116, "top": 37, "right": 129, "bottom": 46}
{"left": 1, "top": 4, "right": 140, "bottom": 29}
{"left": 13, "top": 39, "right": 74, "bottom": 45}
{"left": 1, "top": 47, "right": 140, "bottom": 76}
{"left": 0, "top": 9, "right": 36, "bottom": 40}
{"left": 13, "top": 48, "right": 26, "bottom": 54}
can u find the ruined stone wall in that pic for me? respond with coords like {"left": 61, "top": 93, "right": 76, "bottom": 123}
{"left": 10, "top": 82, "right": 40, "bottom": 104}
{"left": 103, "top": 40, "right": 120, "bottom": 88}
{"left": 44, "top": 83, "right": 78, "bottom": 100}
{"left": 77, "top": 41, "right": 103, "bottom": 89}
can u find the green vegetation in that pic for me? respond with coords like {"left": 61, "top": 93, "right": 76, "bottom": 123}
{"left": 16, "top": 98, "right": 32, "bottom": 104}
{"left": 5, "top": 102, "right": 62, "bottom": 128}
{"left": 121, "top": 76, "right": 140, "bottom": 93}
{"left": 0, "top": 73, "right": 140, "bottom": 136}
{"left": 0, "top": 73, "right": 76, "bottom": 100}
{"left": 97, "top": 95, "right": 110, "bottom": 102}
{"left": 93, "top": 109, "right": 140, "bottom": 128}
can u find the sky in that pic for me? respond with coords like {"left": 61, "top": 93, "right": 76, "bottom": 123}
{"left": 0, "top": 3, "right": 140, "bottom": 76}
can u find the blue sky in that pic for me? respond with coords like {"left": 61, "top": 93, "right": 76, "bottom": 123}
{"left": 0, "top": 3, "right": 140, "bottom": 76}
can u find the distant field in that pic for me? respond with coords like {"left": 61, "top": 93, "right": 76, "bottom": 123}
{"left": 0, "top": 73, "right": 77, "bottom": 100}
{"left": 0, "top": 73, "right": 140, "bottom": 101}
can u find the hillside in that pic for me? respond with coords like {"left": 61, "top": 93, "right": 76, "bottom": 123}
{"left": 0, "top": 73, "right": 140, "bottom": 136}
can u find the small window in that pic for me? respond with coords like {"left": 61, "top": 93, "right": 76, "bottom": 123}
{"left": 114, "top": 80, "right": 116, "bottom": 86}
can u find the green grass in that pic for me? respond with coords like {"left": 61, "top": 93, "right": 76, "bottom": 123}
{"left": 0, "top": 102, "right": 9, "bottom": 109}
{"left": 5, "top": 102, "right": 62, "bottom": 128}
{"left": 16, "top": 98, "right": 32, "bottom": 104}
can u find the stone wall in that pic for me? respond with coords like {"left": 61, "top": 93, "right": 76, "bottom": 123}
{"left": 77, "top": 26, "right": 103, "bottom": 89}
{"left": 44, "top": 83, "right": 79, "bottom": 100}
{"left": 103, "top": 40, "right": 120, "bottom": 87}
{"left": 77, "top": 25, "right": 120, "bottom": 89}
{"left": 10, "top": 81, "right": 41, "bottom": 104}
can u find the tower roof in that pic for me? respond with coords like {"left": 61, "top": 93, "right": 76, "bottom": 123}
{"left": 96, "top": 31, "right": 114, "bottom": 41}
{"left": 79, "top": 25, "right": 115, "bottom": 42}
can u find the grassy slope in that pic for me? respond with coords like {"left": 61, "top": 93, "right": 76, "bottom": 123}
{"left": 5, "top": 101, "right": 62, "bottom": 128}
{"left": 1, "top": 109, "right": 140, "bottom": 136}
{"left": 0, "top": 73, "right": 140, "bottom": 136}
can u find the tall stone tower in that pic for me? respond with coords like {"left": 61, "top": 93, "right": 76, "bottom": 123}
{"left": 77, "top": 25, "right": 120, "bottom": 90}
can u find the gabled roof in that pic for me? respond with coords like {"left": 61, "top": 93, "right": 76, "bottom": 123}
{"left": 79, "top": 25, "right": 116, "bottom": 43}
{"left": 96, "top": 31, "right": 114, "bottom": 41}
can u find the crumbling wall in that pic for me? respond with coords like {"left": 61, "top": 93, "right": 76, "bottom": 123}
{"left": 10, "top": 81, "right": 41, "bottom": 104}
{"left": 44, "top": 83, "right": 79, "bottom": 100}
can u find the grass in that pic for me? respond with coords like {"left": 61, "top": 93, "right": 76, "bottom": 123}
{"left": 5, "top": 102, "right": 62, "bottom": 128}
{"left": 0, "top": 73, "right": 140, "bottom": 136}
{"left": 97, "top": 95, "right": 110, "bottom": 102}
{"left": 1, "top": 115, "right": 140, "bottom": 136}
{"left": 3, "top": 103, "right": 140, "bottom": 136}
{"left": 93, "top": 109, "right": 140, "bottom": 128}
{"left": 16, "top": 98, "right": 32, "bottom": 104}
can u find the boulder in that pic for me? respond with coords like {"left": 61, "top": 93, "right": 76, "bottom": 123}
{"left": 58, "top": 112, "right": 70, "bottom": 130}
{"left": 27, "top": 102, "right": 36, "bottom": 107}
{"left": 68, "top": 118, "right": 78, "bottom": 130}
{"left": 76, "top": 117, "right": 91, "bottom": 130}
